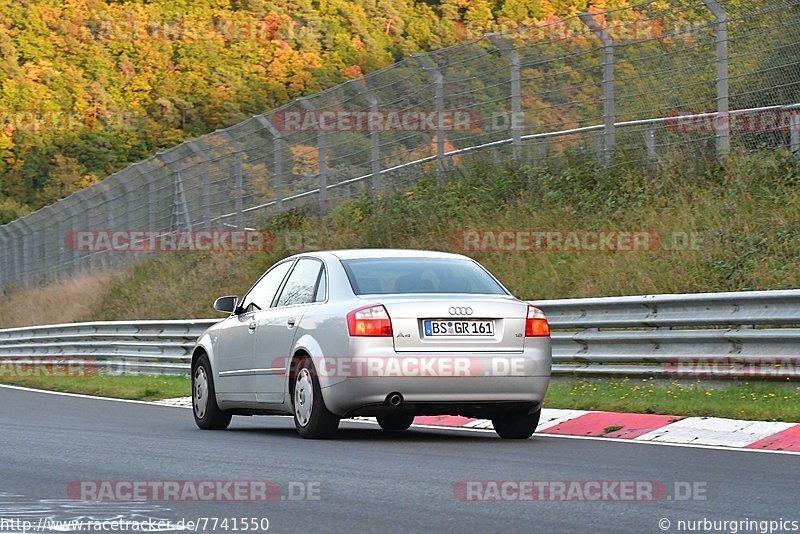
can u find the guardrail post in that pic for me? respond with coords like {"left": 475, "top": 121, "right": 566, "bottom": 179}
{"left": 186, "top": 141, "right": 211, "bottom": 229}
{"left": 488, "top": 35, "right": 522, "bottom": 163}
{"left": 254, "top": 115, "right": 284, "bottom": 213}
{"left": 413, "top": 54, "right": 445, "bottom": 183}
{"left": 701, "top": 0, "right": 730, "bottom": 160}
{"left": 218, "top": 131, "right": 245, "bottom": 229}
{"left": 351, "top": 79, "right": 382, "bottom": 199}
{"left": 579, "top": 13, "right": 615, "bottom": 166}
{"left": 791, "top": 111, "right": 800, "bottom": 158}
{"left": 298, "top": 98, "right": 327, "bottom": 213}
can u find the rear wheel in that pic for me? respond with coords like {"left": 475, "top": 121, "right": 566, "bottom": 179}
{"left": 377, "top": 413, "right": 415, "bottom": 431}
{"left": 192, "top": 354, "right": 231, "bottom": 430}
{"left": 293, "top": 356, "right": 340, "bottom": 439}
{"left": 491, "top": 408, "right": 541, "bottom": 439}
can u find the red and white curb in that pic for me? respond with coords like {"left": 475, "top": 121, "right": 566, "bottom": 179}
{"left": 155, "top": 396, "right": 800, "bottom": 453}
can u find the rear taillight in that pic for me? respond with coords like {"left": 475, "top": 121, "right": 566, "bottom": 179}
{"left": 347, "top": 304, "right": 393, "bottom": 337}
{"left": 525, "top": 305, "right": 550, "bottom": 337}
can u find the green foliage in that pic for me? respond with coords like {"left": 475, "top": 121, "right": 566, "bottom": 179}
{"left": 0, "top": 0, "right": 632, "bottom": 216}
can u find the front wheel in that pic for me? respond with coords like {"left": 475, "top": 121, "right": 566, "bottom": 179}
{"left": 293, "top": 357, "right": 340, "bottom": 439}
{"left": 377, "top": 413, "right": 415, "bottom": 431}
{"left": 192, "top": 354, "right": 231, "bottom": 430}
{"left": 491, "top": 408, "right": 541, "bottom": 439}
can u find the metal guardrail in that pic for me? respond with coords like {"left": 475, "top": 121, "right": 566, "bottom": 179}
{"left": 0, "top": 320, "right": 216, "bottom": 375}
{"left": 534, "top": 289, "right": 800, "bottom": 378}
{"left": 0, "top": 290, "right": 798, "bottom": 379}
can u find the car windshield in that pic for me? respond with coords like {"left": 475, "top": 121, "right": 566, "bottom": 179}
{"left": 341, "top": 258, "right": 508, "bottom": 295}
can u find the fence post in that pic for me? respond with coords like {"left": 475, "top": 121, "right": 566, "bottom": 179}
{"left": 351, "top": 78, "right": 381, "bottom": 198}
{"left": 133, "top": 161, "right": 159, "bottom": 232}
{"left": 580, "top": 13, "right": 615, "bottom": 165}
{"left": 298, "top": 98, "right": 327, "bottom": 213}
{"left": 701, "top": 0, "right": 730, "bottom": 160}
{"left": 0, "top": 226, "right": 9, "bottom": 292}
{"left": 71, "top": 191, "right": 90, "bottom": 274}
{"left": 49, "top": 204, "right": 67, "bottom": 282}
{"left": 156, "top": 153, "right": 193, "bottom": 231}
{"left": 790, "top": 111, "right": 800, "bottom": 158}
{"left": 6, "top": 223, "right": 23, "bottom": 287}
{"left": 187, "top": 141, "right": 211, "bottom": 229}
{"left": 488, "top": 35, "right": 522, "bottom": 163}
{"left": 18, "top": 220, "right": 32, "bottom": 286}
{"left": 99, "top": 187, "right": 116, "bottom": 270}
{"left": 217, "top": 131, "right": 245, "bottom": 229}
{"left": 645, "top": 126, "right": 656, "bottom": 159}
{"left": 61, "top": 201, "right": 80, "bottom": 279}
{"left": 254, "top": 115, "right": 284, "bottom": 213}
{"left": 413, "top": 54, "right": 445, "bottom": 182}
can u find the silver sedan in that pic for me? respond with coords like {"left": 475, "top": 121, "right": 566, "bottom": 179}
{"left": 192, "top": 249, "right": 551, "bottom": 439}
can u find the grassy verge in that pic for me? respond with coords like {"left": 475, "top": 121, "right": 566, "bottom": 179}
{"left": 0, "top": 375, "right": 190, "bottom": 401}
{"left": 2, "top": 374, "right": 798, "bottom": 422}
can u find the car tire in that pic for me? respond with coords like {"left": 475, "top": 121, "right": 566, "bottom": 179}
{"left": 376, "top": 413, "right": 415, "bottom": 431}
{"left": 293, "top": 356, "right": 340, "bottom": 439}
{"left": 192, "top": 354, "right": 232, "bottom": 430}
{"left": 491, "top": 408, "right": 542, "bottom": 439}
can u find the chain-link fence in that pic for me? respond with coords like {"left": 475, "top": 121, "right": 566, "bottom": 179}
{"left": 1, "top": 0, "right": 799, "bottom": 291}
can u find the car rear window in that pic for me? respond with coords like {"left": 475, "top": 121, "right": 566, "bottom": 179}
{"left": 341, "top": 258, "right": 508, "bottom": 295}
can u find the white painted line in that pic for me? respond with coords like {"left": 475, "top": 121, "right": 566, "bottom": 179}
{"left": 0, "top": 384, "right": 188, "bottom": 408}
{"left": 634, "top": 417, "right": 798, "bottom": 447}
{"left": 153, "top": 396, "right": 192, "bottom": 409}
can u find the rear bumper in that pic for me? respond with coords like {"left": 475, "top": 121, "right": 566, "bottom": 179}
{"left": 324, "top": 375, "right": 550, "bottom": 418}
{"left": 319, "top": 345, "right": 550, "bottom": 417}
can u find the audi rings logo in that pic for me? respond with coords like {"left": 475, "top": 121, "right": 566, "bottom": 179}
{"left": 448, "top": 306, "right": 473, "bottom": 316}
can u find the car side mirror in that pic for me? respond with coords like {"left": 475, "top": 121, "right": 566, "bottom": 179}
{"left": 213, "top": 295, "right": 238, "bottom": 314}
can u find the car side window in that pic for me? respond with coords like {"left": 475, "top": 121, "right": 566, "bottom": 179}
{"left": 275, "top": 258, "right": 323, "bottom": 307}
{"left": 240, "top": 260, "right": 294, "bottom": 313}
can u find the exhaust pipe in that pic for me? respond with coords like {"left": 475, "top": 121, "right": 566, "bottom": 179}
{"left": 386, "top": 393, "right": 403, "bottom": 406}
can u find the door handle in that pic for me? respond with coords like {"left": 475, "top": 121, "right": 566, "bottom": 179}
{"left": 287, "top": 318, "right": 297, "bottom": 328}
{"left": 248, "top": 322, "right": 257, "bottom": 333}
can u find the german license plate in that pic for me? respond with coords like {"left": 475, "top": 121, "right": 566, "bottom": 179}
{"left": 423, "top": 320, "right": 494, "bottom": 337}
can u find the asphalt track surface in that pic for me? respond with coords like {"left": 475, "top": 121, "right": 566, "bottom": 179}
{"left": 1, "top": 386, "right": 798, "bottom": 534}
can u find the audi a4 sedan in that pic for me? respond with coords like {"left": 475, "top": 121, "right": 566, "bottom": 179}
{"left": 191, "top": 249, "right": 552, "bottom": 439}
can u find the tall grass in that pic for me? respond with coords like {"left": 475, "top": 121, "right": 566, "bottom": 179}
{"left": 0, "top": 149, "right": 797, "bottom": 326}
